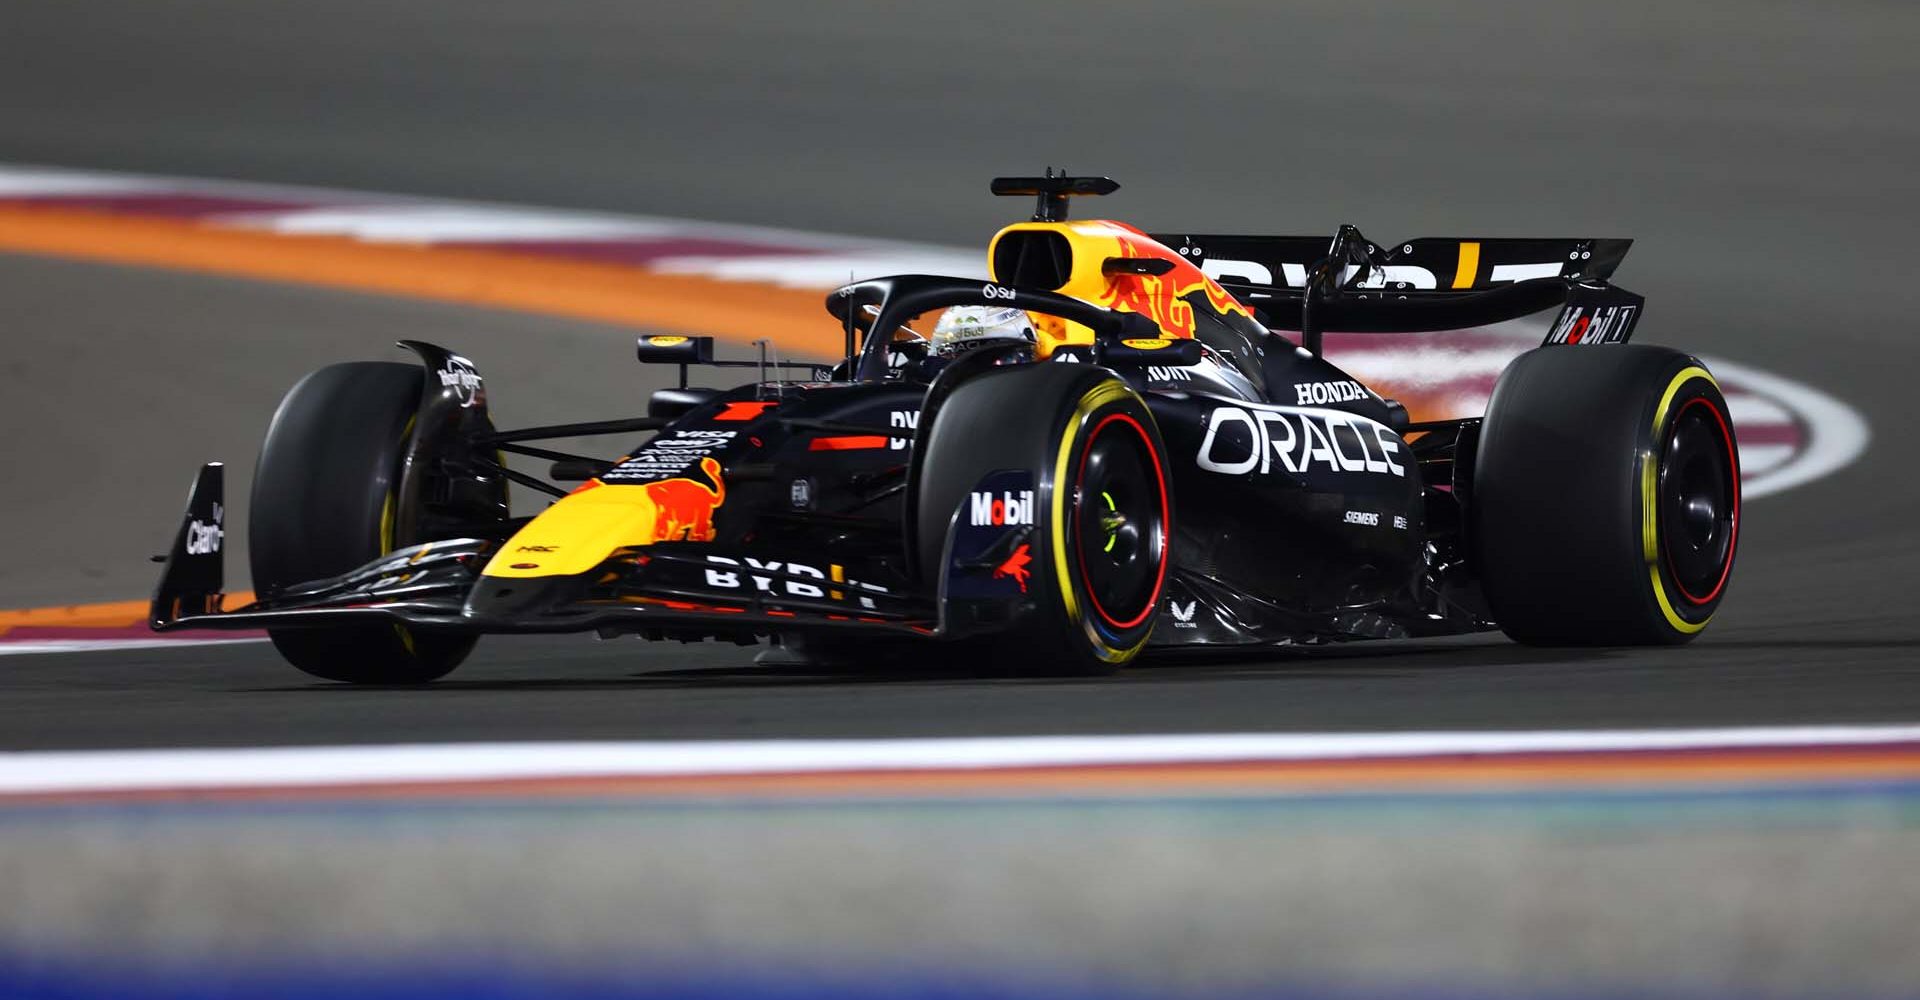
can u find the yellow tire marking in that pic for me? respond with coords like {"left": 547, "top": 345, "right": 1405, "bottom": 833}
{"left": 1049, "top": 379, "right": 1146, "bottom": 664}
{"left": 1451, "top": 241, "right": 1481, "bottom": 289}
{"left": 1644, "top": 365, "right": 1720, "bottom": 636}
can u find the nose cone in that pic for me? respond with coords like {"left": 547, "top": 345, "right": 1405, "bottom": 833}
{"left": 479, "top": 484, "right": 666, "bottom": 579}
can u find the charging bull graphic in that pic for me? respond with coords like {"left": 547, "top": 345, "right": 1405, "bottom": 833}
{"left": 645, "top": 456, "right": 726, "bottom": 542}
{"left": 1096, "top": 232, "right": 1252, "bottom": 341}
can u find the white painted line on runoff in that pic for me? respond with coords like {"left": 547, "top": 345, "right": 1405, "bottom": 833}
{"left": 0, "top": 167, "right": 167, "bottom": 197}
{"left": 1724, "top": 393, "right": 1794, "bottom": 427}
{"left": 0, "top": 638, "right": 267, "bottom": 657}
{"left": 0, "top": 162, "right": 909, "bottom": 253}
{"left": 1314, "top": 345, "right": 1519, "bottom": 386}
{"left": 650, "top": 250, "right": 986, "bottom": 288}
{"left": 1737, "top": 443, "right": 1795, "bottom": 475}
{"left": 231, "top": 206, "right": 684, "bottom": 243}
{"left": 2, "top": 725, "right": 1917, "bottom": 796}
{"left": 1700, "top": 354, "right": 1869, "bottom": 500}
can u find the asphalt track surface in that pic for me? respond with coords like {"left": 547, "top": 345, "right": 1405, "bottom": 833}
{"left": 0, "top": 246, "right": 1911, "bottom": 751}
{"left": 1, "top": 0, "right": 1916, "bottom": 750}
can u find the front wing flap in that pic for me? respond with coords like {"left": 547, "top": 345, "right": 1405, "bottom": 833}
{"left": 151, "top": 465, "right": 939, "bottom": 638}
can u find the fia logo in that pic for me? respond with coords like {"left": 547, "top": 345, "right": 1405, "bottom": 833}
{"left": 1168, "top": 599, "right": 1198, "bottom": 628}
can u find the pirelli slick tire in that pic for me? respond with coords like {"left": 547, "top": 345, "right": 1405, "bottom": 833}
{"left": 918, "top": 363, "right": 1173, "bottom": 675}
{"left": 250, "top": 362, "right": 474, "bottom": 683}
{"left": 1473, "top": 345, "right": 1740, "bottom": 645}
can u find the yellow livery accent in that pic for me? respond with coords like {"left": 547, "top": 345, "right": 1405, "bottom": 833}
{"left": 483, "top": 457, "right": 727, "bottom": 579}
{"left": 1452, "top": 241, "right": 1481, "bottom": 289}
{"left": 987, "top": 219, "right": 1256, "bottom": 360}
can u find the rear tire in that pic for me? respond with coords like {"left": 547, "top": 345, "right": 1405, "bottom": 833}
{"left": 1473, "top": 345, "right": 1740, "bottom": 645}
{"left": 250, "top": 362, "right": 475, "bottom": 683}
{"left": 916, "top": 364, "right": 1173, "bottom": 674}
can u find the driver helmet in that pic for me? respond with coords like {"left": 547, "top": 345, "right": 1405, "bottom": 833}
{"left": 929, "top": 305, "right": 1035, "bottom": 358}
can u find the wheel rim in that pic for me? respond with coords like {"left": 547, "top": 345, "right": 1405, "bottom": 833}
{"left": 1659, "top": 396, "right": 1739, "bottom": 604}
{"left": 1073, "top": 413, "right": 1168, "bottom": 630}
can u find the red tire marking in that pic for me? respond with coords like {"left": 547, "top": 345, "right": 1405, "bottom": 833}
{"left": 1666, "top": 396, "right": 1741, "bottom": 605}
{"left": 1074, "top": 412, "right": 1170, "bottom": 631}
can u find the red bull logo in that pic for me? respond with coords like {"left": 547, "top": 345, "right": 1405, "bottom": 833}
{"left": 645, "top": 456, "right": 726, "bottom": 542}
{"left": 1098, "top": 236, "right": 1251, "bottom": 340}
{"left": 993, "top": 543, "right": 1034, "bottom": 593}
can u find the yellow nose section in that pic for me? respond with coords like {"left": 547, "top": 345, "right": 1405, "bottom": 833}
{"left": 481, "top": 483, "right": 666, "bottom": 579}
{"left": 483, "top": 456, "right": 728, "bottom": 578}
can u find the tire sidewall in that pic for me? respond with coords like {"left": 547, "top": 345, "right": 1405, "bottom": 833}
{"left": 1640, "top": 363, "right": 1741, "bottom": 636}
{"left": 1041, "top": 376, "right": 1171, "bottom": 666}
{"left": 916, "top": 363, "right": 1173, "bottom": 672}
{"left": 1473, "top": 345, "right": 1740, "bottom": 645}
{"left": 249, "top": 361, "right": 475, "bottom": 682}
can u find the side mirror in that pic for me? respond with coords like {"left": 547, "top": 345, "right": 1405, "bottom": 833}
{"left": 635, "top": 335, "right": 714, "bottom": 364}
{"left": 1095, "top": 336, "right": 1205, "bottom": 368}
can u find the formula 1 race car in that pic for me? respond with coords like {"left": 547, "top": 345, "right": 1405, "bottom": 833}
{"left": 152, "top": 174, "right": 1740, "bottom": 681}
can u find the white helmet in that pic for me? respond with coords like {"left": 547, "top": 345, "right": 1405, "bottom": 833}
{"left": 930, "top": 306, "right": 1035, "bottom": 358}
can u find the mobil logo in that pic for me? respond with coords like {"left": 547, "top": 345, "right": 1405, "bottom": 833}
{"left": 970, "top": 488, "right": 1035, "bottom": 527}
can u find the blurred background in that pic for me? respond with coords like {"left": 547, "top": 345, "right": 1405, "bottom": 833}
{"left": 2, "top": 2, "right": 1917, "bottom": 998}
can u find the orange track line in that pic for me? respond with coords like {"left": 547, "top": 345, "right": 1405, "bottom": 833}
{"left": 7, "top": 748, "right": 1920, "bottom": 806}
{"left": 0, "top": 592, "right": 257, "bottom": 632}
{"left": 0, "top": 205, "right": 846, "bottom": 355}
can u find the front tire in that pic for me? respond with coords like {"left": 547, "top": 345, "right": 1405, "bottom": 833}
{"left": 916, "top": 364, "right": 1173, "bottom": 674}
{"left": 250, "top": 362, "right": 476, "bottom": 683}
{"left": 1472, "top": 345, "right": 1740, "bottom": 645}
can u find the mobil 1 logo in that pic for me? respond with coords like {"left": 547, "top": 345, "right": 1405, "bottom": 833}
{"left": 946, "top": 468, "right": 1040, "bottom": 599}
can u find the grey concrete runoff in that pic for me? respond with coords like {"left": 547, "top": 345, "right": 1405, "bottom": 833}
{"left": 2, "top": 799, "right": 1917, "bottom": 998}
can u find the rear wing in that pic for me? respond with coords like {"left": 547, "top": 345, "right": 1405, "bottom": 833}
{"left": 1146, "top": 228, "right": 1642, "bottom": 354}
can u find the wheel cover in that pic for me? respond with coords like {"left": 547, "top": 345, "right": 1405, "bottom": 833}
{"left": 1072, "top": 413, "right": 1169, "bottom": 630}
{"left": 1659, "top": 396, "right": 1739, "bottom": 604}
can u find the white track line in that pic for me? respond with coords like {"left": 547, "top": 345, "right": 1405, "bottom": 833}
{"left": 0, "top": 167, "right": 167, "bottom": 197}
{"left": 0, "top": 638, "right": 266, "bottom": 657}
{"left": 2, "top": 726, "right": 1917, "bottom": 796}
{"left": 1700, "top": 354, "right": 1869, "bottom": 499}
{"left": 1737, "top": 443, "right": 1795, "bottom": 475}
{"left": 231, "top": 205, "right": 685, "bottom": 242}
{"left": 651, "top": 250, "right": 986, "bottom": 288}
